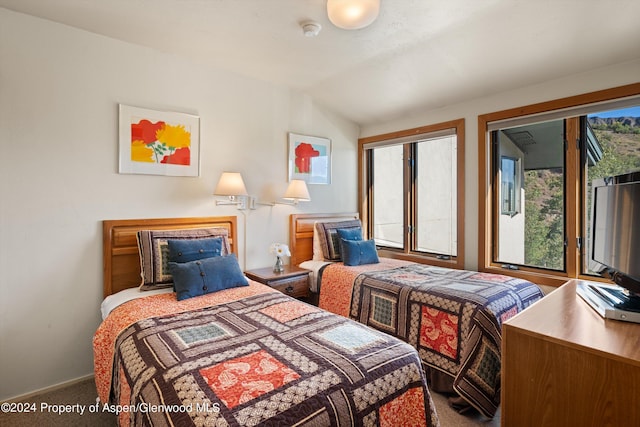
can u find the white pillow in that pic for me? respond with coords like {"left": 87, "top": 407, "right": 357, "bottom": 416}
{"left": 101, "top": 287, "right": 173, "bottom": 320}
{"left": 299, "top": 260, "right": 332, "bottom": 293}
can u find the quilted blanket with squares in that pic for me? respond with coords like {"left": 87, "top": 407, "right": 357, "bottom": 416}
{"left": 350, "top": 265, "right": 544, "bottom": 418}
{"left": 96, "top": 288, "right": 440, "bottom": 426}
{"left": 321, "top": 263, "right": 544, "bottom": 418}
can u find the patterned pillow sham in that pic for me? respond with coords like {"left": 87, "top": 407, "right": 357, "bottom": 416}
{"left": 137, "top": 227, "right": 231, "bottom": 291}
{"left": 314, "top": 219, "right": 362, "bottom": 261}
{"left": 312, "top": 226, "right": 324, "bottom": 261}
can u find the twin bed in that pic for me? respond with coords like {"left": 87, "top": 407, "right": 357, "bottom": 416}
{"left": 94, "top": 216, "right": 439, "bottom": 427}
{"left": 94, "top": 213, "right": 544, "bottom": 426}
{"left": 289, "top": 213, "right": 545, "bottom": 418}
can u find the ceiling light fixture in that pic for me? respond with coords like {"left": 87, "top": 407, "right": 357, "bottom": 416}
{"left": 301, "top": 20, "right": 322, "bottom": 37}
{"left": 327, "top": 0, "right": 380, "bottom": 30}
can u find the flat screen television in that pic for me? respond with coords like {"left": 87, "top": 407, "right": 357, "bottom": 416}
{"left": 591, "top": 170, "right": 640, "bottom": 305}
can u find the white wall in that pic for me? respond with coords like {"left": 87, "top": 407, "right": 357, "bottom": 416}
{"left": 361, "top": 59, "right": 640, "bottom": 270}
{"left": 497, "top": 134, "right": 525, "bottom": 264}
{"left": 0, "top": 8, "right": 359, "bottom": 400}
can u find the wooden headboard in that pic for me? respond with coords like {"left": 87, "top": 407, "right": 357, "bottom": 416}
{"left": 289, "top": 213, "right": 359, "bottom": 266}
{"left": 102, "top": 216, "right": 237, "bottom": 298}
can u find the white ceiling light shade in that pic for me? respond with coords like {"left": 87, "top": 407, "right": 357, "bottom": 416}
{"left": 327, "top": 0, "right": 380, "bottom": 30}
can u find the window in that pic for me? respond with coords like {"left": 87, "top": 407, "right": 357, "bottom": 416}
{"left": 500, "top": 156, "right": 521, "bottom": 217}
{"left": 416, "top": 135, "right": 458, "bottom": 256}
{"left": 372, "top": 144, "right": 403, "bottom": 248}
{"left": 583, "top": 115, "right": 640, "bottom": 276}
{"left": 494, "top": 120, "right": 566, "bottom": 271}
{"left": 359, "top": 119, "right": 464, "bottom": 268}
{"left": 479, "top": 83, "right": 640, "bottom": 287}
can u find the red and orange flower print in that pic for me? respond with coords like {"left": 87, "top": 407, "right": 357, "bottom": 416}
{"left": 130, "top": 119, "right": 191, "bottom": 165}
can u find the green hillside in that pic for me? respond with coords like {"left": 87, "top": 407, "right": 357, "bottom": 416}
{"left": 523, "top": 118, "right": 640, "bottom": 270}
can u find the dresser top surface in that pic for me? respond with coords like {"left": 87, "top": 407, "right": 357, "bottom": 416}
{"left": 505, "top": 279, "right": 640, "bottom": 364}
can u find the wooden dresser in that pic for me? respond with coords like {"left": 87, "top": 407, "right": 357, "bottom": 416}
{"left": 502, "top": 279, "right": 640, "bottom": 427}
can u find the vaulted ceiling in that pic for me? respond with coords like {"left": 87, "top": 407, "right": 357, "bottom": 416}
{"left": 2, "top": 0, "right": 639, "bottom": 126}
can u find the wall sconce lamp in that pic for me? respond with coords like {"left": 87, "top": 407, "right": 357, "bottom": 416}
{"left": 213, "top": 172, "right": 249, "bottom": 210}
{"left": 214, "top": 173, "right": 311, "bottom": 210}
{"left": 256, "top": 179, "right": 311, "bottom": 206}
{"left": 280, "top": 180, "right": 311, "bottom": 205}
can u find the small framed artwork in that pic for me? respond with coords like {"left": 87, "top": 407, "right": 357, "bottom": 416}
{"left": 118, "top": 104, "right": 200, "bottom": 176}
{"left": 288, "top": 132, "right": 331, "bottom": 184}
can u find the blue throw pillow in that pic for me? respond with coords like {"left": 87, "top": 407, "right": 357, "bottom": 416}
{"left": 336, "top": 227, "right": 363, "bottom": 241}
{"left": 341, "top": 239, "right": 379, "bottom": 266}
{"left": 168, "top": 254, "right": 248, "bottom": 301}
{"left": 167, "top": 237, "right": 223, "bottom": 263}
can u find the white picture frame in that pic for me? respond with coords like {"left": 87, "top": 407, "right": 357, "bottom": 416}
{"left": 288, "top": 132, "right": 331, "bottom": 184}
{"left": 118, "top": 104, "right": 200, "bottom": 177}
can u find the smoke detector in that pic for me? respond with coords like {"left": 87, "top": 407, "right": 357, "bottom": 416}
{"left": 300, "top": 21, "right": 322, "bottom": 37}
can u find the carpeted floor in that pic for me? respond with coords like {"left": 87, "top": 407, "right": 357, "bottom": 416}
{"left": 1, "top": 377, "right": 500, "bottom": 426}
{"left": 0, "top": 378, "right": 115, "bottom": 427}
{"left": 430, "top": 392, "right": 501, "bottom": 426}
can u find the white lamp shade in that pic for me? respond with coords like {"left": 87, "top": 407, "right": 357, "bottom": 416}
{"left": 283, "top": 180, "right": 311, "bottom": 201}
{"left": 327, "top": 0, "right": 380, "bottom": 30}
{"left": 214, "top": 172, "right": 248, "bottom": 196}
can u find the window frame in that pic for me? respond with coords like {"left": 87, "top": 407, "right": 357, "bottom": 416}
{"left": 478, "top": 83, "right": 640, "bottom": 287}
{"left": 359, "top": 118, "right": 465, "bottom": 269}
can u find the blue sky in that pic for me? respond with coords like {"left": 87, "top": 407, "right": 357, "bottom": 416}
{"left": 588, "top": 106, "right": 640, "bottom": 118}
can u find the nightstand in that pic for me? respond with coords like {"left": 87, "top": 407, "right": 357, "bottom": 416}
{"left": 245, "top": 265, "right": 311, "bottom": 300}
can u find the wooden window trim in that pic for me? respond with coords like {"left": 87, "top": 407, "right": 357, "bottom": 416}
{"left": 359, "top": 118, "right": 465, "bottom": 269}
{"left": 478, "top": 82, "right": 640, "bottom": 287}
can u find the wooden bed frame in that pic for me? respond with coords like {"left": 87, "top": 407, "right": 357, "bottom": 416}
{"left": 289, "top": 212, "right": 359, "bottom": 266}
{"left": 102, "top": 216, "right": 237, "bottom": 298}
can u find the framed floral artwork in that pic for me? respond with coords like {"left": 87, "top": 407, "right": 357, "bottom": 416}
{"left": 288, "top": 133, "right": 331, "bottom": 184}
{"left": 118, "top": 104, "right": 200, "bottom": 176}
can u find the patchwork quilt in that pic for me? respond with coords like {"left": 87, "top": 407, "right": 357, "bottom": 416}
{"left": 320, "top": 263, "right": 544, "bottom": 418}
{"left": 95, "top": 286, "right": 440, "bottom": 427}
